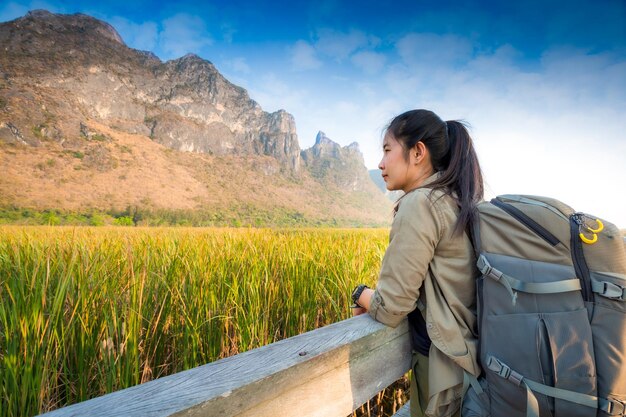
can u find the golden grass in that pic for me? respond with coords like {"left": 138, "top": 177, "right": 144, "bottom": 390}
{"left": 0, "top": 226, "right": 399, "bottom": 416}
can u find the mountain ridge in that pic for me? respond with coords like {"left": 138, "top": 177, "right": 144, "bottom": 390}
{"left": 0, "top": 10, "right": 392, "bottom": 226}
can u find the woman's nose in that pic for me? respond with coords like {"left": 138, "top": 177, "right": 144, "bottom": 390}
{"left": 378, "top": 159, "right": 384, "bottom": 170}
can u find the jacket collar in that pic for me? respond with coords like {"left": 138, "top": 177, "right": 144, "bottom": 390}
{"left": 394, "top": 171, "right": 442, "bottom": 213}
{"left": 420, "top": 171, "right": 441, "bottom": 188}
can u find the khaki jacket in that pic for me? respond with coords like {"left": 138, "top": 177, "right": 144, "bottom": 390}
{"left": 368, "top": 175, "right": 481, "bottom": 417}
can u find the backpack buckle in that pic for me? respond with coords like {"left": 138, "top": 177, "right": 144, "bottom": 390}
{"left": 602, "top": 281, "right": 625, "bottom": 300}
{"left": 606, "top": 398, "right": 626, "bottom": 416}
{"left": 476, "top": 255, "right": 492, "bottom": 276}
{"left": 486, "top": 356, "right": 524, "bottom": 387}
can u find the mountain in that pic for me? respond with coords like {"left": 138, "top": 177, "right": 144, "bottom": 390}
{"left": 302, "top": 132, "right": 370, "bottom": 190}
{"left": 0, "top": 10, "right": 392, "bottom": 226}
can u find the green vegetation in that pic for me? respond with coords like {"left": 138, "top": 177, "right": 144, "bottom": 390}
{"left": 31, "top": 124, "right": 46, "bottom": 140}
{"left": 0, "top": 226, "right": 391, "bottom": 416}
{"left": 0, "top": 206, "right": 388, "bottom": 228}
{"left": 62, "top": 150, "right": 84, "bottom": 159}
{"left": 0, "top": 208, "right": 115, "bottom": 226}
{"left": 90, "top": 133, "right": 108, "bottom": 142}
{"left": 112, "top": 216, "right": 133, "bottom": 226}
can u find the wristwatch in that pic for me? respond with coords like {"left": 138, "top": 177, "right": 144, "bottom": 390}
{"left": 351, "top": 284, "right": 369, "bottom": 307}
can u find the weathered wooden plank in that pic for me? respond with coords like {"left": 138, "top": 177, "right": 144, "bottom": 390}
{"left": 39, "top": 315, "right": 411, "bottom": 417}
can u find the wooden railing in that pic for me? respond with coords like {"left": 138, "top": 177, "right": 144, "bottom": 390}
{"left": 38, "top": 315, "right": 413, "bottom": 417}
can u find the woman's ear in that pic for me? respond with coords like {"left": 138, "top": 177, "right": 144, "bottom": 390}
{"left": 413, "top": 142, "right": 427, "bottom": 164}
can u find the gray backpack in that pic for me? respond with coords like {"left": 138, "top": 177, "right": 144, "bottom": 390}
{"left": 462, "top": 195, "right": 626, "bottom": 417}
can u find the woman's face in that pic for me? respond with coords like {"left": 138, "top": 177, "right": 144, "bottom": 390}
{"left": 378, "top": 134, "right": 417, "bottom": 192}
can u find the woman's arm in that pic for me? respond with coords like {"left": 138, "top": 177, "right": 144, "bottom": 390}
{"left": 357, "top": 191, "right": 442, "bottom": 326}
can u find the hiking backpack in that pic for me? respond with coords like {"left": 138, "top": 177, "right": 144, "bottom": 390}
{"left": 462, "top": 195, "right": 626, "bottom": 417}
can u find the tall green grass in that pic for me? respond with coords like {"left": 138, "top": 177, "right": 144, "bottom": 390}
{"left": 0, "top": 226, "right": 390, "bottom": 416}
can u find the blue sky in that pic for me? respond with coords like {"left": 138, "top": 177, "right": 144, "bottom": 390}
{"left": 2, "top": 0, "right": 625, "bottom": 226}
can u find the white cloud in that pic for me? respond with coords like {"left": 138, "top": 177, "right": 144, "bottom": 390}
{"left": 227, "top": 57, "right": 251, "bottom": 74}
{"left": 354, "top": 81, "right": 377, "bottom": 98}
{"left": 247, "top": 73, "right": 309, "bottom": 113}
{"left": 221, "top": 23, "right": 236, "bottom": 43}
{"left": 351, "top": 51, "right": 386, "bottom": 74}
{"left": 382, "top": 63, "right": 427, "bottom": 98}
{"left": 290, "top": 40, "right": 322, "bottom": 70}
{"left": 314, "top": 28, "right": 374, "bottom": 61}
{"left": 540, "top": 47, "right": 626, "bottom": 101}
{"left": 335, "top": 100, "right": 359, "bottom": 114}
{"left": 396, "top": 33, "right": 474, "bottom": 68}
{"left": 159, "top": 13, "right": 213, "bottom": 60}
{"left": 108, "top": 16, "right": 158, "bottom": 51}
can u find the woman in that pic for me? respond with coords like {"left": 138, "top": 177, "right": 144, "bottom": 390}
{"left": 351, "top": 109, "right": 483, "bottom": 417}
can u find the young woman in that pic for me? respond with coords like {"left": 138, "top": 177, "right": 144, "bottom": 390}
{"left": 351, "top": 109, "right": 483, "bottom": 417}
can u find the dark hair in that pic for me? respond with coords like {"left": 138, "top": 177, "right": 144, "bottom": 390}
{"left": 386, "top": 109, "right": 484, "bottom": 235}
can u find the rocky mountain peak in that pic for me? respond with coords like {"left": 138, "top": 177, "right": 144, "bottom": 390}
{"left": 315, "top": 131, "right": 335, "bottom": 146}
{"left": 171, "top": 53, "right": 216, "bottom": 70}
{"left": 25, "top": 9, "right": 53, "bottom": 19}
{"left": 301, "top": 132, "right": 370, "bottom": 191}
{"left": 178, "top": 53, "right": 205, "bottom": 62}
{"left": 20, "top": 9, "right": 125, "bottom": 46}
{"left": 308, "top": 131, "right": 363, "bottom": 161}
{"left": 347, "top": 142, "right": 360, "bottom": 151}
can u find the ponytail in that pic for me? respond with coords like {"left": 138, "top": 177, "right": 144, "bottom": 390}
{"left": 436, "top": 120, "right": 484, "bottom": 235}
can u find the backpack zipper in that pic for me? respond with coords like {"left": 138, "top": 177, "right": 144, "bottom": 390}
{"left": 498, "top": 195, "right": 570, "bottom": 222}
{"left": 570, "top": 213, "right": 593, "bottom": 302}
{"left": 491, "top": 198, "right": 561, "bottom": 246}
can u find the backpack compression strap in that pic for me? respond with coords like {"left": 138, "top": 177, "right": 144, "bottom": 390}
{"left": 477, "top": 255, "right": 582, "bottom": 305}
{"left": 486, "top": 356, "right": 626, "bottom": 417}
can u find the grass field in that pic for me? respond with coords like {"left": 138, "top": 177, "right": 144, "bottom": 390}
{"left": 0, "top": 226, "right": 403, "bottom": 417}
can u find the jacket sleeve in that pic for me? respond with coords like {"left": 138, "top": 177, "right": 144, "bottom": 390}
{"left": 368, "top": 190, "right": 444, "bottom": 327}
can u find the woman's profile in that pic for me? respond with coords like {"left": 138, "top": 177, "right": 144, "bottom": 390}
{"left": 351, "top": 109, "right": 483, "bottom": 417}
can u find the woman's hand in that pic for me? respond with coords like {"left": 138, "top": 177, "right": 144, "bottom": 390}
{"left": 352, "top": 306, "right": 367, "bottom": 316}
{"left": 351, "top": 288, "right": 375, "bottom": 316}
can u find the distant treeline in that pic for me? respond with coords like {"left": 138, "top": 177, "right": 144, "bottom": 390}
{"left": 0, "top": 206, "right": 386, "bottom": 228}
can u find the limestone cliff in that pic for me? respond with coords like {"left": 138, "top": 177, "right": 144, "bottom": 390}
{"left": 301, "top": 132, "right": 375, "bottom": 192}
{"left": 0, "top": 10, "right": 301, "bottom": 171}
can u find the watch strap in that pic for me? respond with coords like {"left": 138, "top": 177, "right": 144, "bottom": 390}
{"left": 351, "top": 284, "right": 369, "bottom": 307}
